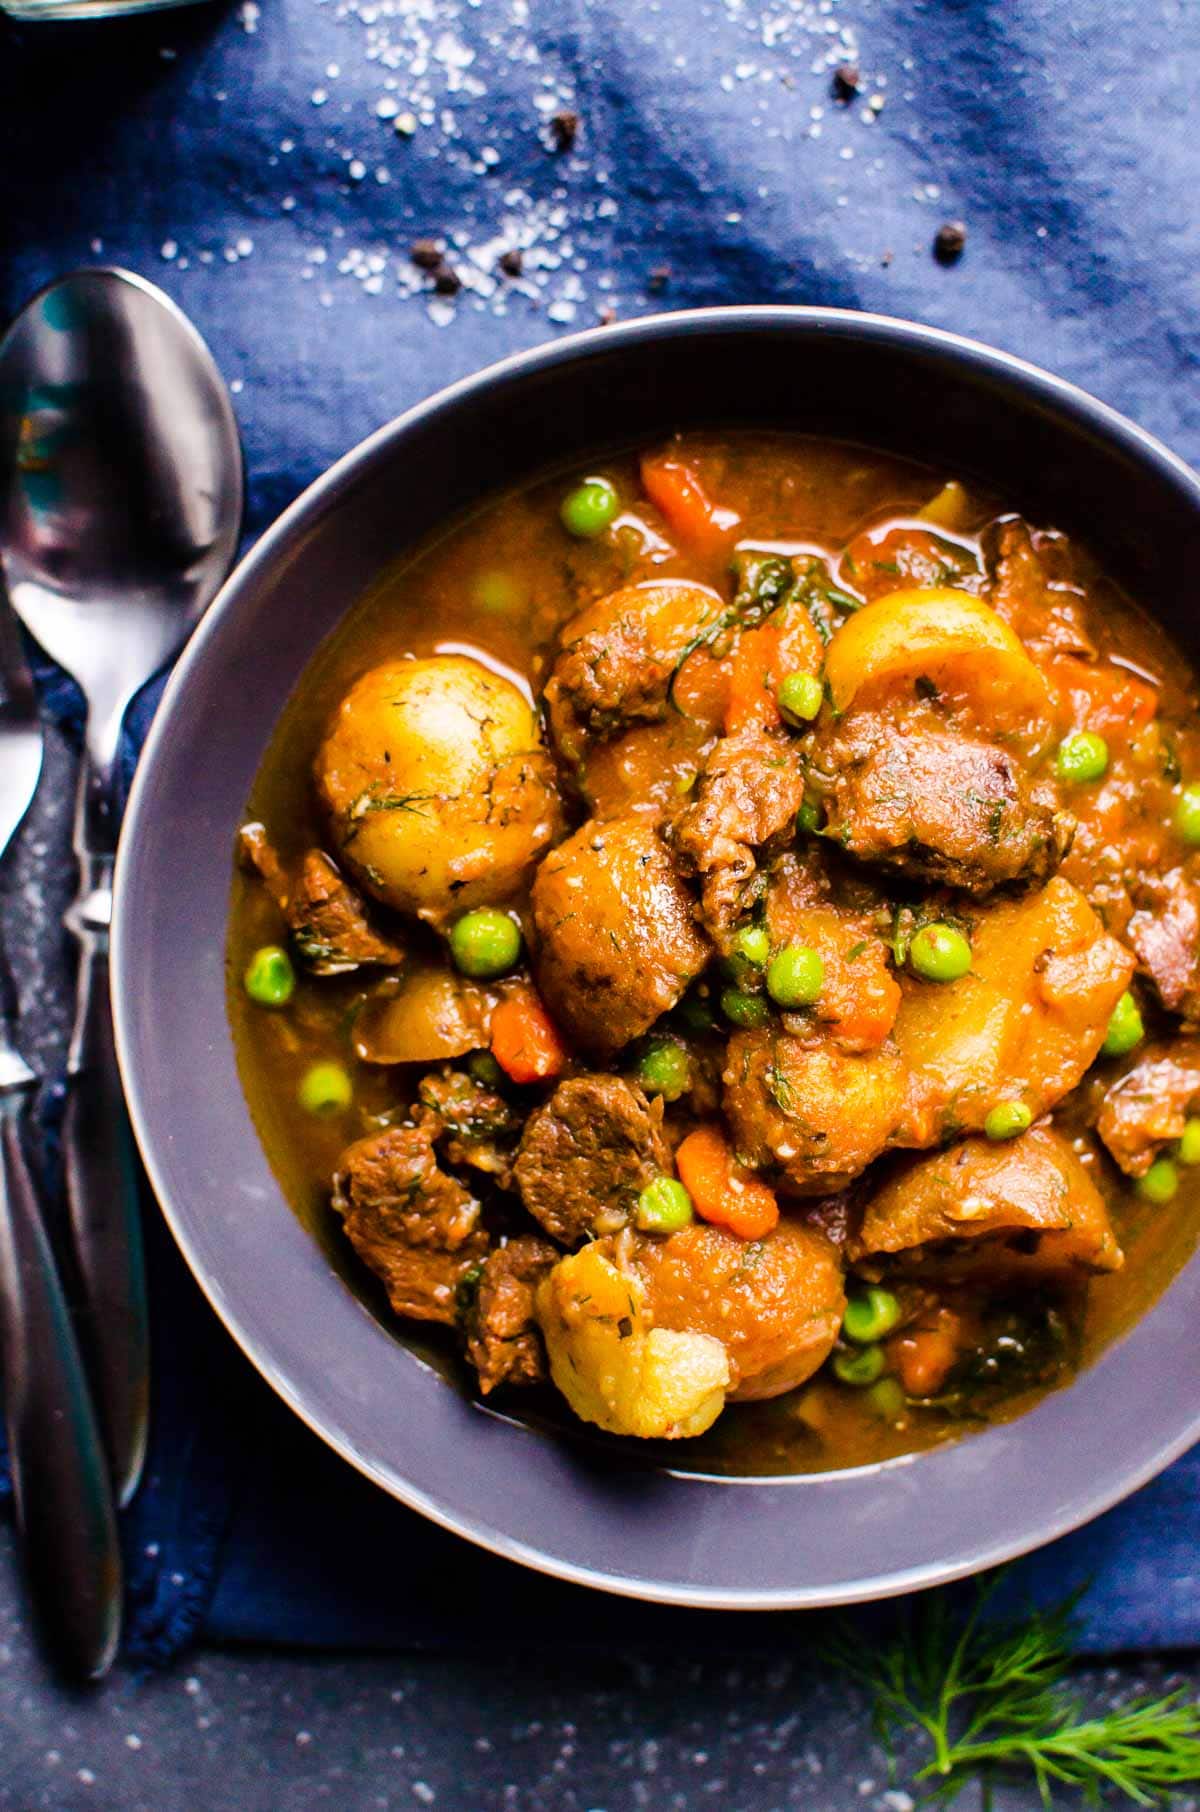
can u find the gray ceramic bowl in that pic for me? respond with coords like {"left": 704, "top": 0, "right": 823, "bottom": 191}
{"left": 113, "top": 307, "right": 1200, "bottom": 1608}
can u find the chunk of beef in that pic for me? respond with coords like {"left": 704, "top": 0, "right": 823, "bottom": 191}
{"left": 531, "top": 816, "right": 709, "bottom": 1055}
{"left": 671, "top": 728, "right": 806, "bottom": 946}
{"left": 464, "top": 1235, "right": 558, "bottom": 1394}
{"left": 418, "top": 1067, "right": 517, "bottom": 1180}
{"left": 1097, "top": 1041, "right": 1200, "bottom": 1177}
{"left": 630, "top": 1218, "right": 845, "bottom": 1401}
{"left": 239, "top": 823, "right": 406, "bottom": 974}
{"left": 849, "top": 1127, "right": 1122, "bottom": 1281}
{"left": 513, "top": 1076, "right": 672, "bottom": 1244}
{"left": 723, "top": 1029, "right": 908, "bottom": 1195}
{"left": 1127, "top": 870, "right": 1200, "bottom": 1022}
{"left": 544, "top": 580, "right": 725, "bottom": 766}
{"left": 983, "top": 517, "right": 1096, "bottom": 659}
{"left": 332, "top": 1121, "right": 486, "bottom": 1324}
{"left": 811, "top": 719, "right": 1072, "bottom": 896}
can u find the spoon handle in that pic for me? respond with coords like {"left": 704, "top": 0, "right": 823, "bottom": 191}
{"left": 0, "top": 1093, "right": 122, "bottom": 1679}
{"left": 63, "top": 841, "right": 149, "bottom": 1509}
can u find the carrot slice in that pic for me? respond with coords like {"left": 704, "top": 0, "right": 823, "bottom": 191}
{"left": 1046, "top": 653, "right": 1158, "bottom": 742}
{"left": 887, "top": 1309, "right": 964, "bottom": 1398}
{"left": 490, "top": 990, "right": 568, "bottom": 1084}
{"left": 675, "top": 1125, "right": 779, "bottom": 1241}
{"left": 725, "top": 623, "right": 781, "bottom": 734}
{"left": 640, "top": 452, "right": 740, "bottom": 550}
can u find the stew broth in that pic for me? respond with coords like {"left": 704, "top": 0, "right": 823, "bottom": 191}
{"left": 229, "top": 433, "right": 1200, "bottom": 1475}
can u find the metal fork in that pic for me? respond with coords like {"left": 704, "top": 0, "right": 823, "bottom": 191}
{"left": 0, "top": 585, "right": 121, "bottom": 1679}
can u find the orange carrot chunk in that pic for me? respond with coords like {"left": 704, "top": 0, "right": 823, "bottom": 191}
{"left": 888, "top": 1309, "right": 965, "bottom": 1398}
{"left": 725, "top": 623, "right": 782, "bottom": 735}
{"left": 640, "top": 452, "right": 741, "bottom": 550}
{"left": 490, "top": 990, "right": 568, "bottom": 1085}
{"left": 675, "top": 1124, "right": 779, "bottom": 1241}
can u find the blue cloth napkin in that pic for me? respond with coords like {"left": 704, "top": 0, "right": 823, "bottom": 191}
{"left": 2, "top": 0, "right": 1200, "bottom": 1662}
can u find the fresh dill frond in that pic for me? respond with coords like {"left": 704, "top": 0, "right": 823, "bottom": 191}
{"left": 823, "top": 1569, "right": 1200, "bottom": 1807}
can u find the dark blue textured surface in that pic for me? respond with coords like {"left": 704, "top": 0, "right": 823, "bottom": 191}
{"left": 2, "top": 0, "right": 1200, "bottom": 1661}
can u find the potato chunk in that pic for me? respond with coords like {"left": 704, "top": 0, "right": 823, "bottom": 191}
{"left": 531, "top": 816, "right": 709, "bottom": 1056}
{"left": 315, "top": 655, "right": 562, "bottom": 919}
{"left": 823, "top": 587, "right": 1051, "bottom": 733}
{"left": 632, "top": 1219, "right": 845, "bottom": 1401}
{"left": 723, "top": 1030, "right": 908, "bottom": 1195}
{"left": 849, "top": 1127, "right": 1123, "bottom": 1280}
{"left": 895, "top": 877, "right": 1134, "bottom": 1142}
{"left": 535, "top": 1245, "right": 730, "bottom": 1439}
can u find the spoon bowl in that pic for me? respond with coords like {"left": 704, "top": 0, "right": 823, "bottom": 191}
{"left": 0, "top": 269, "right": 242, "bottom": 773}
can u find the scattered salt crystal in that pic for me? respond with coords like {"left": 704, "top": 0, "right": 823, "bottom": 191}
{"left": 238, "top": 1, "right": 259, "bottom": 31}
{"left": 375, "top": 95, "right": 400, "bottom": 119}
{"left": 160, "top": 239, "right": 178, "bottom": 260}
{"left": 312, "top": 89, "right": 328, "bottom": 107}
{"left": 236, "top": 235, "right": 253, "bottom": 256}
{"left": 348, "top": 159, "right": 367, "bottom": 180}
{"left": 125, "top": 1735, "right": 143, "bottom": 1752}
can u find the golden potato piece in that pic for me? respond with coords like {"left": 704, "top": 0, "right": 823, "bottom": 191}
{"left": 894, "top": 877, "right": 1134, "bottom": 1141}
{"left": 632, "top": 1219, "right": 845, "bottom": 1401}
{"left": 352, "top": 962, "right": 493, "bottom": 1066}
{"left": 824, "top": 587, "right": 1050, "bottom": 734}
{"left": 534, "top": 1244, "right": 730, "bottom": 1439}
{"left": 850, "top": 1126, "right": 1122, "bottom": 1280}
{"left": 315, "top": 655, "right": 562, "bottom": 918}
{"left": 531, "top": 816, "right": 709, "bottom": 1056}
{"left": 723, "top": 1029, "right": 908, "bottom": 1194}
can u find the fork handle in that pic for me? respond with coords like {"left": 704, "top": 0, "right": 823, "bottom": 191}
{"left": 63, "top": 893, "right": 149, "bottom": 1510}
{"left": 0, "top": 1096, "right": 122, "bottom": 1679}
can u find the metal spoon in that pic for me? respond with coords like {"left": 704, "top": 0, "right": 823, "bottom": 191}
{"left": 0, "top": 269, "right": 243, "bottom": 1504}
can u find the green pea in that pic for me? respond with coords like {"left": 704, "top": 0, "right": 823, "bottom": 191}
{"left": 560, "top": 476, "right": 619, "bottom": 539}
{"left": 1102, "top": 990, "right": 1144, "bottom": 1058}
{"left": 472, "top": 570, "right": 523, "bottom": 614}
{"left": 842, "top": 1287, "right": 901, "bottom": 1345}
{"left": 776, "top": 671, "right": 823, "bottom": 726}
{"left": 467, "top": 1050, "right": 505, "bottom": 1089}
{"left": 636, "top": 1038, "right": 691, "bottom": 1102}
{"left": 635, "top": 1176, "right": 695, "bottom": 1234}
{"left": 1179, "top": 1118, "right": 1200, "bottom": 1166}
{"left": 909, "top": 923, "right": 972, "bottom": 983}
{"left": 833, "top": 1345, "right": 886, "bottom": 1387}
{"left": 1174, "top": 783, "right": 1200, "bottom": 846}
{"left": 984, "top": 1100, "right": 1033, "bottom": 1142}
{"left": 766, "top": 943, "right": 824, "bottom": 1008}
{"left": 720, "top": 986, "right": 772, "bottom": 1029}
{"left": 732, "top": 923, "right": 770, "bottom": 969}
{"left": 796, "top": 801, "right": 822, "bottom": 834}
{"left": 298, "top": 1061, "right": 353, "bottom": 1116}
{"left": 866, "top": 1377, "right": 907, "bottom": 1421}
{"left": 243, "top": 944, "right": 295, "bottom": 1008}
{"left": 1137, "top": 1157, "right": 1179, "bottom": 1205}
{"left": 449, "top": 908, "right": 522, "bottom": 980}
{"left": 1055, "top": 729, "right": 1109, "bottom": 785}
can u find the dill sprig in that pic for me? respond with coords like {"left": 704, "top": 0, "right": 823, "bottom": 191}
{"left": 824, "top": 1570, "right": 1200, "bottom": 1807}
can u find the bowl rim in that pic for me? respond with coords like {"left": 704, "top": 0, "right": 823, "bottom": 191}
{"left": 113, "top": 304, "right": 1200, "bottom": 1610}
